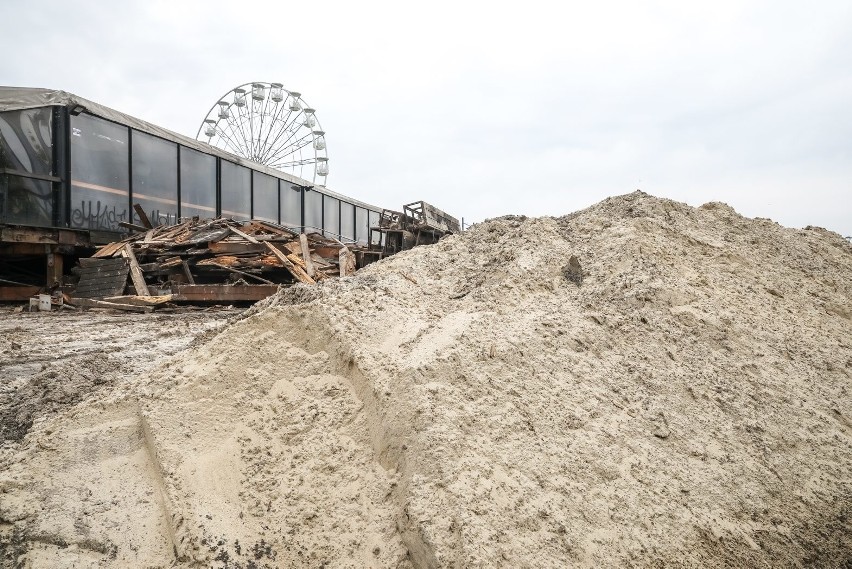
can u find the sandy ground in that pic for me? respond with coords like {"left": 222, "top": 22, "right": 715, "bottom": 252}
{"left": 1, "top": 192, "right": 851, "bottom": 568}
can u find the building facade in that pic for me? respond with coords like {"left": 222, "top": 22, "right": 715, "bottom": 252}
{"left": 0, "top": 87, "right": 382, "bottom": 244}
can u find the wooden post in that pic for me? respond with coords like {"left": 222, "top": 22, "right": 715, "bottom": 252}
{"left": 122, "top": 243, "right": 151, "bottom": 296}
{"left": 299, "top": 234, "right": 316, "bottom": 278}
{"left": 133, "top": 204, "right": 153, "bottom": 229}
{"left": 46, "top": 248, "right": 63, "bottom": 287}
{"left": 338, "top": 246, "right": 356, "bottom": 277}
{"left": 263, "top": 242, "right": 315, "bottom": 284}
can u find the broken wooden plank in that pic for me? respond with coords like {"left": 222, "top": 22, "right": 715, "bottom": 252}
{"left": 133, "top": 204, "right": 154, "bottom": 229}
{"left": 102, "top": 295, "right": 174, "bottom": 306}
{"left": 339, "top": 246, "right": 356, "bottom": 277}
{"left": 208, "top": 241, "right": 266, "bottom": 255}
{"left": 69, "top": 297, "right": 154, "bottom": 313}
{"left": 122, "top": 243, "right": 151, "bottom": 296}
{"left": 299, "top": 233, "right": 316, "bottom": 278}
{"left": 74, "top": 257, "right": 130, "bottom": 298}
{"left": 92, "top": 240, "right": 127, "bottom": 259}
{"left": 0, "top": 286, "right": 40, "bottom": 301}
{"left": 207, "top": 263, "right": 276, "bottom": 285}
{"left": 181, "top": 261, "right": 195, "bottom": 285}
{"left": 228, "top": 225, "right": 261, "bottom": 244}
{"left": 178, "top": 227, "right": 232, "bottom": 245}
{"left": 119, "top": 221, "right": 149, "bottom": 233}
{"left": 138, "top": 257, "right": 184, "bottom": 272}
{"left": 171, "top": 284, "right": 280, "bottom": 302}
{"left": 263, "top": 242, "right": 315, "bottom": 284}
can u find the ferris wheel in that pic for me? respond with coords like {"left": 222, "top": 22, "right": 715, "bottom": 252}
{"left": 196, "top": 81, "right": 328, "bottom": 184}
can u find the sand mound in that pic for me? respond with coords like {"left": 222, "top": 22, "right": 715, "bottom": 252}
{"left": 1, "top": 191, "right": 850, "bottom": 567}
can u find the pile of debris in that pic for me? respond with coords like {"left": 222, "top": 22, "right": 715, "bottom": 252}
{"left": 365, "top": 200, "right": 462, "bottom": 261}
{"left": 66, "top": 217, "right": 357, "bottom": 311}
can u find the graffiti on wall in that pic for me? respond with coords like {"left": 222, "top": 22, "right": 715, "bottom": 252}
{"left": 71, "top": 200, "right": 128, "bottom": 231}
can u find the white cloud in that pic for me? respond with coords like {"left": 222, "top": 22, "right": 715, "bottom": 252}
{"left": 2, "top": 0, "right": 850, "bottom": 235}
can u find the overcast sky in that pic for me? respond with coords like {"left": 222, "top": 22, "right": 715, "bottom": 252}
{"left": 3, "top": 0, "right": 850, "bottom": 236}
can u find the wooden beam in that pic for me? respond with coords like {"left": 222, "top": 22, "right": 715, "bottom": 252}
{"left": 339, "top": 246, "right": 356, "bottom": 277}
{"left": 122, "top": 244, "right": 151, "bottom": 296}
{"left": 208, "top": 263, "right": 275, "bottom": 285}
{"left": 181, "top": 261, "right": 196, "bottom": 285}
{"left": 228, "top": 225, "right": 260, "bottom": 244}
{"left": 171, "top": 284, "right": 279, "bottom": 302}
{"left": 0, "top": 286, "right": 40, "bottom": 301}
{"left": 133, "top": 204, "right": 154, "bottom": 229}
{"left": 46, "top": 252, "right": 63, "bottom": 287}
{"left": 119, "top": 221, "right": 149, "bottom": 233}
{"left": 102, "top": 295, "right": 174, "bottom": 306}
{"left": 92, "top": 240, "right": 126, "bottom": 258}
{"left": 263, "top": 242, "right": 315, "bottom": 284}
{"left": 0, "top": 227, "right": 57, "bottom": 245}
{"left": 208, "top": 241, "right": 265, "bottom": 255}
{"left": 69, "top": 297, "right": 154, "bottom": 313}
{"left": 299, "top": 234, "right": 316, "bottom": 278}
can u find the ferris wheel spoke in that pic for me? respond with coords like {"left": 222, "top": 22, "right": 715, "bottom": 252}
{"left": 272, "top": 157, "right": 316, "bottom": 168}
{"left": 197, "top": 82, "right": 327, "bottom": 184}
{"left": 262, "top": 117, "right": 309, "bottom": 164}
{"left": 219, "top": 116, "right": 253, "bottom": 158}
{"left": 261, "top": 106, "right": 296, "bottom": 153}
{"left": 217, "top": 123, "right": 252, "bottom": 158}
{"left": 257, "top": 102, "right": 290, "bottom": 163}
{"left": 266, "top": 132, "right": 314, "bottom": 164}
{"left": 233, "top": 103, "right": 254, "bottom": 159}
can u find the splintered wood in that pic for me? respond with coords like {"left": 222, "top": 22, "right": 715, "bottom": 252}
{"left": 73, "top": 218, "right": 364, "bottom": 306}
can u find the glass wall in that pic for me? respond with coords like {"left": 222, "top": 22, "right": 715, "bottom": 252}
{"left": 70, "top": 114, "right": 129, "bottom": 231}
{"left": 280, "top": 182, "right": 301, "bottom": 229}
{"left": 304, "top": 190, "right": 322, "bottom": 234}
{"left": 323, "top": 195, "right": 339, "bottom": 238}
{"left": 355, "top": 206, "right": 368, "bottom": 245}
{"left": 180, "top": 146, "right": 216, "bottom": 219}
{"left": 0, "top": 108, "right": 52, "bottom": 175}
{"left": 0, "top": 107, "right": 55, "bottom": 226}
{"left": 0, "top": 176, "right": 53, "bottom": 227}
{"left": 220, "top": 161, "right": 250, "bottom": 219}
{"left": 0, "top": 107, "right": 385, "bottom": 233}
{"left": 340, "top": 201, "right": 355, "bottom": 242}
{"left": 369, "top": 210, "right": 381, "bottom": 246}
{"left": 253, "top": 171, "right": 278, "bottom": 223}
{"left": 131, "top": 131, "right": 177, "bottom": 226}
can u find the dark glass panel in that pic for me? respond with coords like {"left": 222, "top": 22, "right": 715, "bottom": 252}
{"left": 253, "top": 171, "right": 278, "bottom": 223}
{"left": 0, "top": 108, "right": 52, "bottom": 175}
{"left": 220, "top": 161, "right": 250, "bottom": 219}
{"left": 0, "top": 175, "right": 53, "bottom": 226}
{"left": 369, "top": 210, "right": 381, "bottom": 246}
{"left": 304, "top": 190, "right": 322, "bottom": 234}
{"left": 323, "top": 195, "right": 339, "bottom": 238}
{"left": 179, "top": 146, "right": 216, "bottom": 219}
{"left": 131, "top": 131, "right": 177, "bottom": 226}
{"left": 355, "top": 207, "right": 368, "bottom": 245}
{"left": 340, "top": 201, "right": 355, "bottom": 242}
{"left": 280, "top": 182, "right": 301, "bottom": 229}
{"left": 69, "top": 114, "right": 129, "bottom": 231}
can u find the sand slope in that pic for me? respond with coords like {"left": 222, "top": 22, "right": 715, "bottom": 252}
{"left": 1, "top": 191, "right": 850, "bottom": 567}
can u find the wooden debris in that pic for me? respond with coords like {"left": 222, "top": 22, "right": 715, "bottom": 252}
{"left": 74, "top": 257, "right": 130, "bottom": 299}
{"left": 122, "top": 243, "right": 151, "bottom": 297}
{"left": 69, "top": 297, "right": 154, "bottom": 313}
{"left": 339, "top": 247, "right": 356, "bottom": 277}
{"left": 133, "top": 204, "right": 154, "bottom": 229}
{"left": 70, "top": 217, "right": 364, "bottom": 307}
{"left": 299, "top": 234, "right": 316, "bottom": 278}
{"left": 264, "top": 242, "right": 315, "bottom": 284}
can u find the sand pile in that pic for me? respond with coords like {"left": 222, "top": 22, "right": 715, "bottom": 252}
{"left": 1, "top": 191, "right": 850, "bottom": 567}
